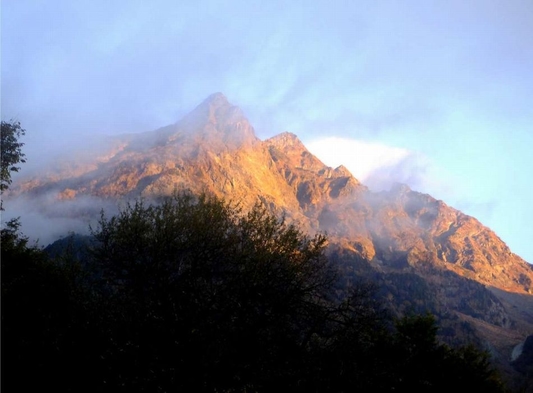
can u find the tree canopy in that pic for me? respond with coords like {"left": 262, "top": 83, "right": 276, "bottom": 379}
{"left": 1, "top": 120, "right": 26, "bottom": 208}
{"left": 89, "top": 193, "right": 353, "bottom": 391}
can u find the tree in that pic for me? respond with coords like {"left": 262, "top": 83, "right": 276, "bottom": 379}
{"left": 89, "top": 192, "right": 343, "bottom": 391}
{"left": 89, "top": 192, "right": 433, "bottom": 392}
{"left": 388, "top": 313, "right": 506, "bottom": 392}
{"left": 1, "top": 219, "right": 100, "bottom": 392}
{"left": 1, "top": 120, "right": 26, "bottom": 209}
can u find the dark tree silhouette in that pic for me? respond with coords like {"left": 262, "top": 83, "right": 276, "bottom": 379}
{"left": 89, "top": 193, "right": 343, "bottom": 391}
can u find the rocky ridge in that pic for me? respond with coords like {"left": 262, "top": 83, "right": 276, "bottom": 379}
{"left": 10, "top": 93, "right": 532, "bottom": 294}
{"left": 8, "top": 93, "right": 533, "bottom": 382}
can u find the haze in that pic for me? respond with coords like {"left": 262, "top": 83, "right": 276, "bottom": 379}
{"left": 1, "top": 0, "right": 532, "bottom": 262}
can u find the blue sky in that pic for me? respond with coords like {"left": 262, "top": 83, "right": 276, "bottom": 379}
{"left": 2, "top": 0, "right": 532, "bottom": 262}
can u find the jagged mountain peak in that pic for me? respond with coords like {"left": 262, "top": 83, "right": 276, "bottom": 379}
{"left": 201, "top": 91, "right": 231, "bottom": 107}
{"left": 389, "top": 182, "right": 412, "bottom": 194}
{"left": 190, "top": 92, "right": 240, "bottom": 123}
{"left": 265, "top": 132, "right": 312, "bottom": 155}
{"left": 151, "top": 93, "right": 260, "bottom": 153}
{"left": 267, "top": 131, "right": 303, "bottom": 146}
{"left": 183, "top": 92, "right": 244, "bottom": 126}
{"left": 265, "top": 132, "right": 332, "bottom": 174}
{"left": 333, "top": 165, "right": 353, "bottom": 177}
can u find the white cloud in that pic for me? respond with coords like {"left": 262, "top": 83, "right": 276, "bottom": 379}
{"left": 306, "top": 136, "right": 463, "bottom": 204}
{"left": 306, "top": 137, "right": 411, "bottom": 186}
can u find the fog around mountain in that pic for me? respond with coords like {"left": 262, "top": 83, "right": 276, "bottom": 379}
{"left": 3, "top": 1, "right": 532, "bottom": 262}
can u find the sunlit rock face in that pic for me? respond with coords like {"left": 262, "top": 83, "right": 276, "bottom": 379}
{"left": 8, "top": 94, "right": 533, "bottom": 379}
{"left": 10, "top": 93, "right": 533, "bottom": 294}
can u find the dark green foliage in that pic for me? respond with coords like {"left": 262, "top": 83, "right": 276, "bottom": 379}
{"left": 44, "top": 233, "right": 94, "bottom": 262}
{"left": 1, "top": 120, "right": 26, "bottom": 209}
{"left": 88, "top": 193, "right": 343, "bottom": 391}
{"left": 389, "top": 313, "right": 505, "bottom": 392}
{"left": 1, "top": 220, "right": 101, "bottom": 391}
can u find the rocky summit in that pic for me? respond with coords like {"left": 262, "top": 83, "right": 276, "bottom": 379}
{"left": 8, "top": 93, "right": 533, "bottom": 385}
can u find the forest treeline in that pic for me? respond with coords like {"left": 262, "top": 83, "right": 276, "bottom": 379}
{"left": 1, "top": 192, "right": 507, "bottom": 392}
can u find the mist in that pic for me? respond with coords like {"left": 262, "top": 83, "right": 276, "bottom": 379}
{"left": 2, "top": 191, "right": 119, "bottom": 247}
{"left": 2, "top": 0, "right": 532, "bottom": 261}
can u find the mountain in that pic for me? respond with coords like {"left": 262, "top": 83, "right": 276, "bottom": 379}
{"left": 8, "top": 92, "right": 533, "bottom": 388}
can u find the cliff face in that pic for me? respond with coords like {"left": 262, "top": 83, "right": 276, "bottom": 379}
{"left": 9, "top": 93, "right": 533, "bottom": 375}
{"left": 11, "top": 93, "right": 533, "bottom": 294}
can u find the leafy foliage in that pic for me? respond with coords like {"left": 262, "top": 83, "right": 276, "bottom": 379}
{"left": 1, "top": 120, "right": 26, "bottom": 208}
{"left": 1, "top": 220, "right": 99, "bottom": 391}
{"left": 89, "top": 193, "right": 346, "bottom": 391}
{"left": 389, "top": 313, "right": 505, "bottom": 392}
